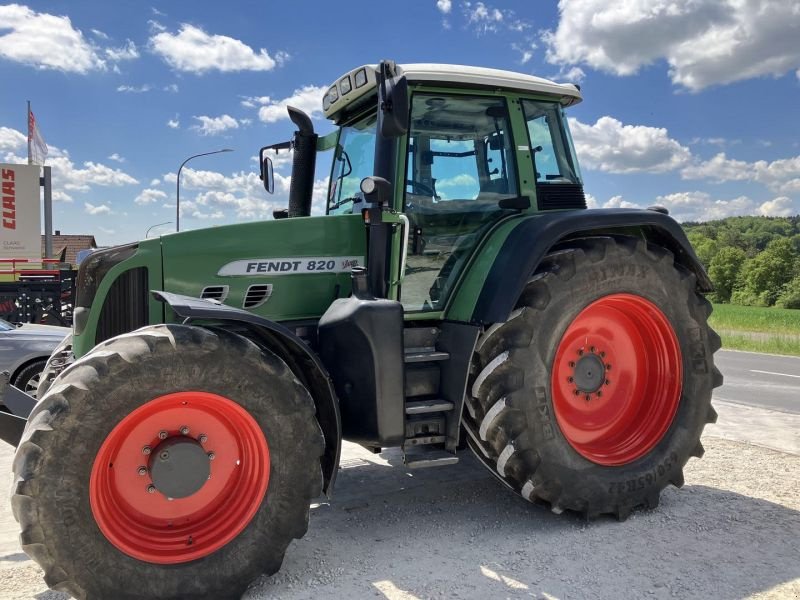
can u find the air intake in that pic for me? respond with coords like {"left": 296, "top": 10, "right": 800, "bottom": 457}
{"left": 200, "top": 285, "right": 229, "bottom": 303}
{"left": 243, "top": 284, "right": 273, "bottom": 309}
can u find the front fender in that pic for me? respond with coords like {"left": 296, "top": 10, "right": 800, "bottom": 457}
{"left": 153, "top": 291, "right": 341, "bottom": 496}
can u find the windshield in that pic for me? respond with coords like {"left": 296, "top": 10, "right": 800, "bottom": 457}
{"left": 0, "top": 318, "right": 14, "bottom": 331}
{"left": 327, "top": 112, "right": 377, "bottom": 215}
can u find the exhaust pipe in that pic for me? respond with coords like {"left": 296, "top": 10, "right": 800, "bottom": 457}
{"left": 287, "top": 106, "right": 318, "bottom": 218}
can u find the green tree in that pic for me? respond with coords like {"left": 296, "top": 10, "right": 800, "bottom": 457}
{"left": 708, "top": 247, "right": 746, "bottom": 303}
{"left": 733, "top": 238, "right": 799, "bottom": 306}
{"left": 776, "top": 275, "right": 800, "bottom": 309}
{"left": 687, "top": 232, "right": 718, "bottom": 268}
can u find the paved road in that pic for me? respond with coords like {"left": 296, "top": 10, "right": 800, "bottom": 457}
{"left": 714, "top": 349, "right": 800, "bottom": 414}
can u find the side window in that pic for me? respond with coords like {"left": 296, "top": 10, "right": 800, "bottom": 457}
{"left": 402, "top": 94, "right": 518, "bottom": 312}
{"left": 522, "top": 100, "right": 581, "bottom": 185}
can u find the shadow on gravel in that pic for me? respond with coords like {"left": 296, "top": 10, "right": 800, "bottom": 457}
{"left": 246, "top": 451, "right": 800, "bottom": 600}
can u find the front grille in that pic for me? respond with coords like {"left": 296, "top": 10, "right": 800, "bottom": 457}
{"left": 96, "top": 267, "right": 149, "bottom": 344}
{"left": 536, "top": 183, "right": 587, "bottom": 211}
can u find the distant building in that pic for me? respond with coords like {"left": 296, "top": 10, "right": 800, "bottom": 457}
{"left": 41, "top": 232, "right": 97, "bottom": 266}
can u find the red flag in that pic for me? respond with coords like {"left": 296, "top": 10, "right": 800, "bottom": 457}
{"left": 28, "top": 108, "right": 48, "bottom": 165}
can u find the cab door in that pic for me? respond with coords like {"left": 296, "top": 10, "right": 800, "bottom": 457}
{"left": 398, "top": 91, "right": 521, "bottom": 316}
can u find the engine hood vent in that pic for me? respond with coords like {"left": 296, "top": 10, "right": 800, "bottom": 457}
{"left": 200, "top": 285, "right": 229, "bottom": 304}
{"left": 243, "top": 284, "right": 273, "bottom": 309}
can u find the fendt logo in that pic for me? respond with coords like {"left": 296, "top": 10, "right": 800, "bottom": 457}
{"left": 1, "top": 168, "right": 16, "bottom": 230}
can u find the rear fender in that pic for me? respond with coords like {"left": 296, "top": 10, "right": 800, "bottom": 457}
{"left": 461, "top": 208, "right": 712, "bottom": 325}
{"left": 153, "top": 291, "right": 341, "bottom": 496}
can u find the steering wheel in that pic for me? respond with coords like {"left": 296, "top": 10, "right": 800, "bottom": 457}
{"left": 406, "top": 179, "right": 437, "bottom": 198}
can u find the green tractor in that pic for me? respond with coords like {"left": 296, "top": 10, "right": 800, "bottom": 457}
{"left": 1, "top": 61, "right": 721, "bottom": 599}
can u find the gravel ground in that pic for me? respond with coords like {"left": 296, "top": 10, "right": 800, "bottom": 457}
{"left": 1, "top": 400, "right": 798, "bottom": 600}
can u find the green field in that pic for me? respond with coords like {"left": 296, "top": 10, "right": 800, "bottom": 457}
{"left": 709, "top": 303, "right": 800, "bottom": 356}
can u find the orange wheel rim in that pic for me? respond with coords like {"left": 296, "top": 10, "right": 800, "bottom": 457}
{"left": 550, "top": 294, "right": 682, "bottom": 466}
{"left": 89, "top": 391, "right": 270, "bottom": 564}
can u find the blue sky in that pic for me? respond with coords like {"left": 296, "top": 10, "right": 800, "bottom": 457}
{"left": 1, "top": 0, "right": 798, "bottom": 246}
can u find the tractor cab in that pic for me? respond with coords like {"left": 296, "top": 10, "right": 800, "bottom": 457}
{"left": 261, "top": 62, "right": 584, "bottom": 313}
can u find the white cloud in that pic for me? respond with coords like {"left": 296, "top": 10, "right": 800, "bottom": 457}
{"left": 656, "top": 191, "right": 764, "bottom": 221}
{"left": 107, "top": 153, "right": 125, "bottom": 163}
{"left": 757, "top": 196, "right": 795, "bottom": 216}
{"left": 436, "top": 0, "right": 452, "bottom": 13}
{"left": 105, "top": 40, "right": 139, "bottom": 62}
{"left": 167, "top": 117, "right": 180, "bottom": 129}
{"left": 84, "top": 202, "right": 112, "bottom": 215}
{"left": 464, "top": 1, "right": 508, "bottom": 34}
{"left": 163, "top": 83, "right": 179, "bottom": 93}
{"left": 437, "top": 174, "right": 478, "bottom": 188}
{"left": 0, "top": 126, "right": 26, "bottom": 153}
{"left": 150, "top": 24, "right": 282, "bottom": 73}
{"left": 192, "top": 114, "right": 239, "bottom": 136}
{"left": 250, "top": 85, "right": 327, "bottom": 123}
{"left": 2, "top": 127, "right": 139, "bottom": 201}
{"left": 556, "top": 66, "right": 586, "bottom": 83}
{"left": 135, "top": 188, "right": 168, "bottom": 205}
{"left": 0, "top": 4, "right": 106, "bottom": 73}
{"left": 91, "top": 28, "right": 109, "bottom": 40}
{"left": 543, "top": 0, "right": 800, "bottom": 91}
{"left": 569, "top": 116, "right": 691, "bottom": 173}
{"left": 512, "top": 41, "right": 537, "bottom": 65}
{"left": 682, "top": 152, "right": 800, "bottom": 195}
{"left": 117, "top": 84, "right": 152, "bottom": 93}
{"left": 150, "top": 178, "right": 161, "bottom": 186}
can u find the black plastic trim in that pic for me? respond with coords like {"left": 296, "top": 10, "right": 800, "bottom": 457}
{"left": 471, "top": 208, "right": 713, "bottom": 324}
{"left": 152, "top": 291, "right": 341, "bottom": 495}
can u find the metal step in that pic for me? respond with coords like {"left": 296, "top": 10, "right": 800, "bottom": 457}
{"left": 384, "top": 447, "right": 459, "bottom": 469}
{"left": 404, "top": 350, "right": 450, "bottom": 363}
{"left": 405, "top": 455, "right": 459, "bottom": 469}
{"left": 404, "top": 435, "right": 446, "bottom": 446}
{"left": 405, "top": 399, "right": 454, "bottom": 415}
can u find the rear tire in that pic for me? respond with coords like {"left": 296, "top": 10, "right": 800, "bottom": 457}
{"left": 463, "top": 236, "right": 722, "bottom": 519}
{"left": 12, "top": 324, "right": 324, "bottom": 599}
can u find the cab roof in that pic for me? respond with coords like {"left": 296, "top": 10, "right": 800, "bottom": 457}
{"left": 323, "top": 63, "right": 582, "bottom": 121}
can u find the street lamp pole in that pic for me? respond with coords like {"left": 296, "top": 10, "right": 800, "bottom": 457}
{"left": 176, "top": 148, "right": 233, "bottom": 232}
{"left": 145, "top": 221, "right": 173, "bottom": 238}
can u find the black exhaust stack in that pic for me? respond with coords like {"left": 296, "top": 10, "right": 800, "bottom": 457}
{"left": 287, "top": 106, "right": 318, "bottom": 218}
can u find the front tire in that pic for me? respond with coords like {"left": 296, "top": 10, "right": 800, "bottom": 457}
{"left": 463, "top": 237, "right": 722, "bottom": 519}
{"left": 12, "top": 324, "right": 324, "bottom": 599}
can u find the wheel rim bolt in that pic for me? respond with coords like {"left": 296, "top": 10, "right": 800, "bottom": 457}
{"left": 147, "top": 485, "right": 156, "bottom": 494}
{"left": 590, "top": 346, "right": 596, "bottom": 353}
{"left": 568, "top": 361, "right": 575, "bottom": 368}
{"left": 198, "top": 434, "right": 208, "bottom": 444}
{"left": 142, "top": 446, "right": 152, "bottom": 455}
{"left": 180, "top": 426, "right": 190, "bottom": 436}
{"left": 158, "top": 430, "right": 168, "bottom": 440}
{"left": 160, "top": 451, "right": 170, "bottom": 461}
{"left": 207, "top": 452, "right": 216, "bottom": 460}
{"left": 600, "top": 351, "right": 606, "bottom": 358}
{"left": 573, "top": 389, "right": 580, "bottom": 396}
{"left": 606, "top": 364, "right": 612, "bottom": 371}
{"left": 577, "top": 349, "right": 584, "bottom": 356}
{"left": 605, "top": 379, "right": 611, "bottom": 386}
{"left": 585, "top": 395, "right": 591, "bottom": 402}
{"left": 597, "top": 391, "right": 603, "bottom": 398}
{"left": 137, "top": 466, "right": 147, "bottom": 476}
{"left": 567, "top": 376, "right": 574, "bottom": 383}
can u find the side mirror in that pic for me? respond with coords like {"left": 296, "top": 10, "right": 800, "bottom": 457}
{"left": 378, "top": 62, "right": 409, "bottom": 138}
{"left": 262, "top": 156, "right": 274, "bottom": 194}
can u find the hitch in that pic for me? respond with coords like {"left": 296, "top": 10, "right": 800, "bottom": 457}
{"left": 0, "top": 370, "right": 36, "bottom": 446}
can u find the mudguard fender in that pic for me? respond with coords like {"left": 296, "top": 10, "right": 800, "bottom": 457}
{"left": 153, "top": 291, "right": 341, "bottom": 496}
{"left": 471, "top": 208, "right": 712, "bottom": 324}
